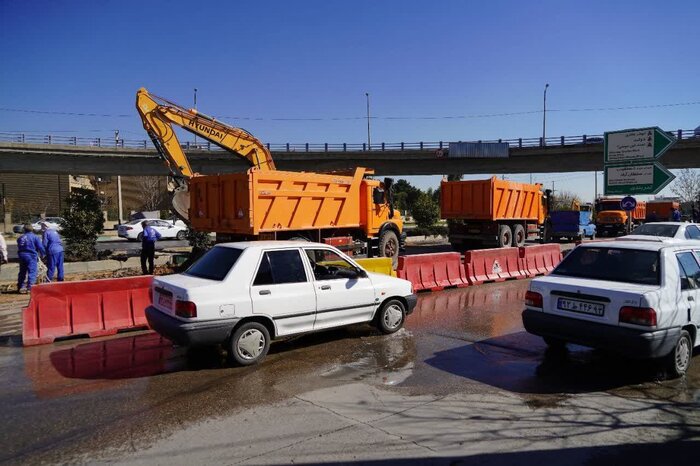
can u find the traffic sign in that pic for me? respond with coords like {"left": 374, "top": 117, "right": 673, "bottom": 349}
{"left": 604, "top": 127, "right": 677, "bottom": 164}
{"left": 620, "top": 196, "right": 637, "bottom": 211}
{"left": 604, "top": 162, "right": 675, "bottom": 195}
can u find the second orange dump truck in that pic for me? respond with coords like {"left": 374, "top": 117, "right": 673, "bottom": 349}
{"left": 440, "top": 177, "right": 551, "bottom": 249}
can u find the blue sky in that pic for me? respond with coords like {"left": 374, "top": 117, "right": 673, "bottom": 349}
{"left": 1, "top": 0, "right": 699, "bottom": 201}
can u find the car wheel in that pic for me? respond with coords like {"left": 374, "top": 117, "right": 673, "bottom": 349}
{"left": 229, "top": 322, "right": 270, "bottom": 366}
{"left": 137, "top": 232, "right": 143, "bottom": 242}
{"left": 664, "top": 330, "right": 692, "bottom": 378}
{"left": 376, "top": 299, "right": 406, "bottom": 334}
{"left": 498, "top": 225, "right": 512, "bottom": 248}
{"left": 176, "top": 230, "right": 186, "bottom": 240}
{"left": 379, "top": 230, "right": 399, "bottom": 269}
{"left": 512, "top": 224, "right": 526, "bottom": 247}
{"left": 543, "top": 336, "right": 567, "bottom": 350}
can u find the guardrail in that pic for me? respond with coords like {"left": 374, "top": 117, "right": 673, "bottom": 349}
{"left": 0, "top": 130, "right": 695, "bottom": 153}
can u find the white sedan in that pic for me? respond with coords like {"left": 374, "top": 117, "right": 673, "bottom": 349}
{"left": 628, "top": 221, "right": 700, "bottom": 240}
{"left": 523, "top": 238, "right": 700, "bottom": 377}
{"left": 146, "top": 241, "right": 417, "bottom": 365}
{"left": 117, "top": 218, "right": 188, "bottom": 241}
{"left": 13, "top": 217, "right": 64, "bottom": 234}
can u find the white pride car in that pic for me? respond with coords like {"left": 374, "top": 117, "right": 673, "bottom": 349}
{"left": 117, "top": 218, "right": 188, "bottom": 241}
{"left": 522, "top": 238, "right": 700, "bottom": 377}
{"left": 146, "top": 241, "right": 417, "bottom": 365}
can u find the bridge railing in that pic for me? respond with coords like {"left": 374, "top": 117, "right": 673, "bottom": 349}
{"left": 0, "top": 130, "right": 695, "bottom": 153}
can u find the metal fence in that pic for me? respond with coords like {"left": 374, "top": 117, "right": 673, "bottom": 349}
{"left": 0, "top": 130, "right": 695, "bottom": 153}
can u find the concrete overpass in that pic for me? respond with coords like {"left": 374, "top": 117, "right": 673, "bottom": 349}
{"left": 1, "top": 132, "right": 699, "bottom": 176}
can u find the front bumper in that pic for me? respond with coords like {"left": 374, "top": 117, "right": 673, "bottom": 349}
{"left": 405, "top": 294, "right": 418, "bottom": 315}
{"left": 145, "top": 306, "right": 240, "bottom": 347}
{"left": 522, "top": 309, "right": 679, "bottom": 359}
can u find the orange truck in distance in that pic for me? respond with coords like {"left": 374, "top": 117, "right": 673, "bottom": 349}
{"left": 136, "top": 88, "right": 404, "bottom": 265}
{"left": 440, "top": 177, "right": 551, "bottom": 249}
{"left": 595, "top": 197, "right": 646, "bottom": 236}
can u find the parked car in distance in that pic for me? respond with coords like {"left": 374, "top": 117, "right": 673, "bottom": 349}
{"left": 522, "top": 238, "right": 700, "bottom": 377}
{"left": 146, "top": 241, "right": 417, "bottom": 365}
{"left": 549, "top": 210, "right": 596, "bottom": 242}
{"left": 13, "top": 217, "right": 64, "bottom": 234}
{"left": 117, "top": 218, "right": 188, "bottom": 241}
{"left": 627, "top": 222, "right": 700, "bottom": 241}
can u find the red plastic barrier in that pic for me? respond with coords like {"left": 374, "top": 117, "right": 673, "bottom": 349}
{"left": 397, "top": 253, "right": 468, "bottom": 292}
{"left": 463, "top": 247, "right": 525, "bottom": 285}
{"left": 23, "top": 276, "right": 153, "bottom": 346}
{"left": 519, "top": 244, "right": 563, "bottom": 277}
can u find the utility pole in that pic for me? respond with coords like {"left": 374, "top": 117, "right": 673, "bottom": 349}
{"left": 594, "top": 171, "right": 598, "bottom": 200}
{"left": 193, "top": 88, "right": 198, "bottom": 146}
{"left": 117, "top": 176, "right": 124, "bottom": 225}
{"left": 365, "top": 92, "right": 371, "bottom": 151}
{"left": 542, "top": 83, "right": 549, "bottom": 147}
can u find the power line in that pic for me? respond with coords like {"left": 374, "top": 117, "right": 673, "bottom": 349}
{"left": 1, "top": 99, "right": 699, "bottom": 122}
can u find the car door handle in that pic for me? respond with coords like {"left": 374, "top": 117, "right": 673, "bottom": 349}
{"left": 320, "top": 285, "right": 331, "bottom": 290}
{"left": 259, "top": 290, "right": 271, "bottom": 295}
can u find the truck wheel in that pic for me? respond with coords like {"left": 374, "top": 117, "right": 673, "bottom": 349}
{"left": 512, "top": 224, "right": 526, "bottom": 247}
{"left": 375, "top": 299, "right": 406, "bottom": 334}
{"left": 379, "top": 230, "right": 399, "bottom": 269}
{"left": 498, "top": 225, "right": 512, "bottom": 248}
{"left": 228, "top": 322, "right": 270, "bottom": 366}
{"left": 664, "top": 330, "right": 692, "bottom": 378}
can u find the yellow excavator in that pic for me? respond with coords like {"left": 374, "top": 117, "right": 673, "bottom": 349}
{"left": 136, "top": 88, "right": 275, "bottom": 220}
{"left": 135, "top": 88, "right": 404, "bottom": 264}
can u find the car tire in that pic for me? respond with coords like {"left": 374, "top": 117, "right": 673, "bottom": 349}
{"left": 664, "top": 330, "right": 692, "bottom": 378}
{"left": 376, "top": 299, "right": 406, "bottom": 334}
{"left": 498, "top": 225, "right": 512, "bottom": 248}
{"left": 512, "top": 224, "right": 526, "bottom": 247}
{"left": 137, "top": 232, "right": 143, "bottom": 242}
{"left": 228, "top": 322, "right": 271, "bottom": 366}
{"left": 176, "top": 230, "right": 186, "bottom": 240}
{"left": 543, "top": 336, "right": 567, "bottom": 350}
{"left": 379, "top": 230, "right": 400, "bottom": 269}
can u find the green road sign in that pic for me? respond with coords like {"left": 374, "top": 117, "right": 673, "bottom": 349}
{"left": 604, "top": 127, "right": 677, "bottom": 164}
{"left": 604, "top": 161, "right": 676, "bottom": 195}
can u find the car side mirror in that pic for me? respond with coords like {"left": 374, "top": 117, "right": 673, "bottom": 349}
{"left": 681, "top": 277, "right": 692, "bottom": 290}
{"left": 356, "top": 269, "right": 368, "bottom": 278}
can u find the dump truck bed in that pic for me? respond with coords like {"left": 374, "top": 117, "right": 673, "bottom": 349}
{"left": 188, "top": 167, "right": 394, "bottom": 236}
{"left": 440, "top": 177, "right": 544, "bottom": 222}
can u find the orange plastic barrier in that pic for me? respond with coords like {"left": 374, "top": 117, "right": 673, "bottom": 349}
{"left": 397, "top": 253, "right": 468, "bottom": 292}
{"left": 23, "top": 276, "right": 153, "bottom": 346}
{"left": 463, "top": 247, "right": 525, "bottom": 285}
{"left": 519, "top": 244, "right": 562, "bottom": 277}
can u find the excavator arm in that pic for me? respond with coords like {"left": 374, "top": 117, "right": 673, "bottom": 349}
{"left": 135, "top": 88, "right": 276, "bottom": 220}
{"left": 135, "top": 87, "right": 276, "bottom": 177}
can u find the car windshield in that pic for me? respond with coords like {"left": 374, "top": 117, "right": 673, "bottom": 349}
{"left": 629, "top": 224, "right": 679, "bottom": 237}
{"left": 553, "top": 247, "right": 660, "bottom": 285}
{"left": 184, "top": 247, "right": 243, "bottom": 281}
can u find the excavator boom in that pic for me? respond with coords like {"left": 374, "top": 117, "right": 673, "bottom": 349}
{"left": 136, "top": 88, "right": 277, "bottom": 220}
{"left": 135, "top": 88, "right": 276, "bottom": 177}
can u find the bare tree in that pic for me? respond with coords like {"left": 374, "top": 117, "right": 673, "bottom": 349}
{"left": 670, "top": 169, "right": 700, "bottom": 204}
{"left": 551, "top": 190, "right": 582, "bottom": 211}
{"left": 136, "top": 176, "right": 167, "bottom": 212}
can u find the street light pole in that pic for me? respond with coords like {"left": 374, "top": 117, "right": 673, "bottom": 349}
{"left": 542, "top": 83, "right": 549, "bottom": 147}
{"left": 193, "top": 88, "right": 198, "bottom": 146}
{"left": 365, "top": 92, "right": 371, "bottom": 151}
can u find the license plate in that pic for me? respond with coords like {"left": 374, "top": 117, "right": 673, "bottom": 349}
{"left": 557, "top": 298, "right": 604, "bottom": 316}
{"left": 158, "top": 294, "right": 173, "bottom": 309}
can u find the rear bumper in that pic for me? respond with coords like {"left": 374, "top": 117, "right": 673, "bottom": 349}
{"left": 146, "top": 306, "right": 240, "bottom": 347}
{"left": 521, "top": 309, "right": 680, "bottom": 359}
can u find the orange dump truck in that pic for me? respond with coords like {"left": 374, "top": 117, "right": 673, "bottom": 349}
{"left": 646, "top": 200, "right": 680, "bottom": 221}
{"left": 595, "top": 197, "right": 646, "bottom": 236}
{"left": 189, "top": 167, "right": 404, "bottom": 263}
{"left": 440, "top": 177, "right": 550, "bottom": 249}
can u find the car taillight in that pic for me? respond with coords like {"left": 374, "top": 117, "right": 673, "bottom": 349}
{"left": 525, "top": 291, "right": 543, "bottom": 308}
{"left": 619, "top": 306, "right": 656, "bottom": 326}
{"left": 175, "top": 300, "right": 197, "bottom": 318}
{"left": 124, "top": 226, "right": 133, "bottom": 230}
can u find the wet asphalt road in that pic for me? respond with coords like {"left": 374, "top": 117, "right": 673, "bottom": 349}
{"left": 0, "top": 280, "right": 698, "bottom": 464}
